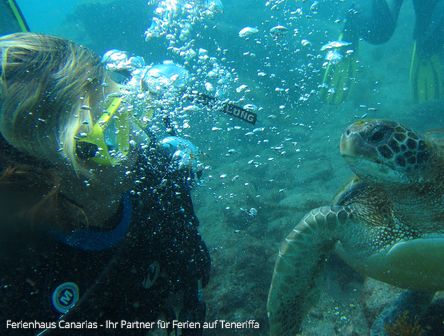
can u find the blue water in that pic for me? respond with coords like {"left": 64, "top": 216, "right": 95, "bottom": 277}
{"left": 19, "top": 0, "right": 80, "bottom": 33}
{"left": 5, "top": 0, "right": 444, "bottom": 335}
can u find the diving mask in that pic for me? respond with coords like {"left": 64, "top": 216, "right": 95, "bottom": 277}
{"left": 75, "top": 96, "right": 152, "bottom": 166}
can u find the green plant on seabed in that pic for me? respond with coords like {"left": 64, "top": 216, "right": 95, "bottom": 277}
{"left": 384, "top": 311, "right": 425, "bottom": 336}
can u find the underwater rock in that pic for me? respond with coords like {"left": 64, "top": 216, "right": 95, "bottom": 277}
{"left": 362, "top": 279, "right": 403, "bottom": 325}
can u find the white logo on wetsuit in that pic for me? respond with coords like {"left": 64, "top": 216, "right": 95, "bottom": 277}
{"left": 51, "top": 282, "right": 79, "bottom": 314}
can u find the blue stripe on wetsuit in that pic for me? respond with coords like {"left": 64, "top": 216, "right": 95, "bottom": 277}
{"left": 52, "top": 193, "right": 132, "bottom": 251}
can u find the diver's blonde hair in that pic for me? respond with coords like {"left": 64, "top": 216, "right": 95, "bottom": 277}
{"left": 0, "top": 32, "right": 106, "bottom": 176}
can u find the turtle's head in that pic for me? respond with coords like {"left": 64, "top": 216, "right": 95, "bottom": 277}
{"left": 340, "top": 120, "right": 432, "bottom": 184}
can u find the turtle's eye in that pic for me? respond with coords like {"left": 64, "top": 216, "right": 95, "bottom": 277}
{"left": 368, "top": 125, "right": 390, "bottom": 144}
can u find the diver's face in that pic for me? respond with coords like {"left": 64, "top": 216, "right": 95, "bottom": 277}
{"left": 75, "top": 80, "right": 139, "bottom": 180}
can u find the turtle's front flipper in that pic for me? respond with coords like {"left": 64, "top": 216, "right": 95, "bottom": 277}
{"left": 267, "top": 206, "right": 350, "bottom": 336}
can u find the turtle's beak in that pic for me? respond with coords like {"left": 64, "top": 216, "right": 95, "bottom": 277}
{"left": 340, "top": 123, "right": 378, "bottom": 160}
{"left": 339, "top": 133, "right": 356, "bottom": 157}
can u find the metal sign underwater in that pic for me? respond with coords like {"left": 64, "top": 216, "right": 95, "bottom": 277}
{"left": 195, "top": 93, "right": 257, "bottom": 125}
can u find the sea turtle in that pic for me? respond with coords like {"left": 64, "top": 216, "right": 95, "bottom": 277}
{"left": 267, "top": 119, "right": 444, "bottom": 335}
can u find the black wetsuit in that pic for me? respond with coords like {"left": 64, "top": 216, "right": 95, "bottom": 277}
{"left": 0, "top": 146, "right": 211, "bottom": 336}
{"left": 344, "top": 0, "right": 444, "bottom": 55}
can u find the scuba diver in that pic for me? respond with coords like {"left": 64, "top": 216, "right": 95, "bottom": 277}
{"left": 320, "top": 0, "right": 444, "bottom": 104}
{"left": 0, "top": 32, "right": 210, "bottom": 336}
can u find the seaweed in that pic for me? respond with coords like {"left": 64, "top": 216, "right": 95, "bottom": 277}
{"left": 384, "top": 311, "right": 425, "bottom": 336}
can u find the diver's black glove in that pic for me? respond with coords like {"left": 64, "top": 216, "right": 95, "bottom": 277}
{"left": 191, "top": 238, "right": 211, "bottom": 288}
{"left": 171, "top": 238, "right": 209, "bottom": 336}
{"left": 179, "top": 280, "right": 206, "bottom": 336}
